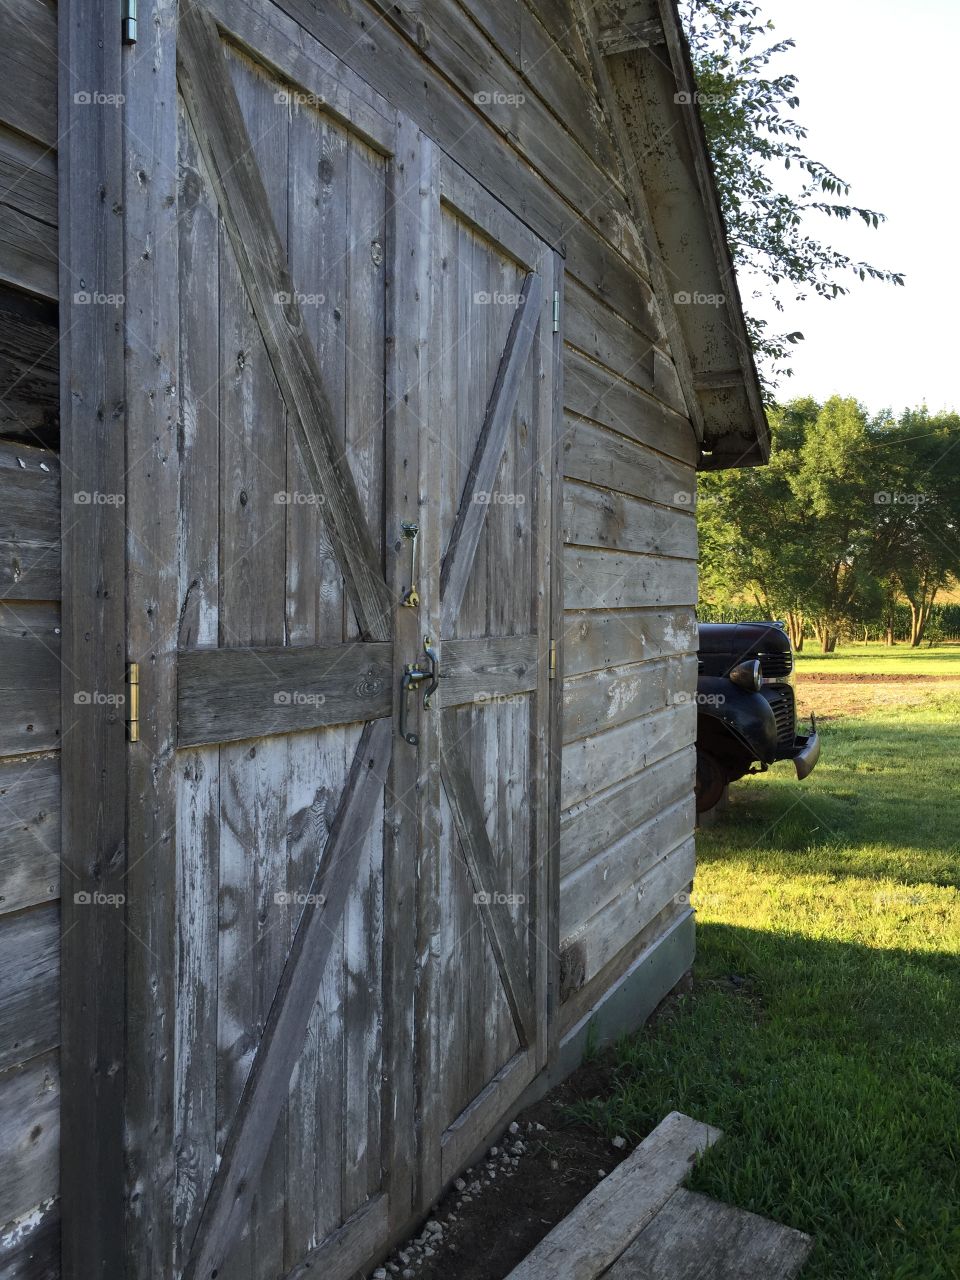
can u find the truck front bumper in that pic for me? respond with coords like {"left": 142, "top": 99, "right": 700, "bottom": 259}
{"left": 786, "top": 714, "right": 820, "bottom": 780}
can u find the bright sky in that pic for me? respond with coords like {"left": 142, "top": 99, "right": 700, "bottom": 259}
{"left": 740, "top": 0, "right": 959, "bottom": 416}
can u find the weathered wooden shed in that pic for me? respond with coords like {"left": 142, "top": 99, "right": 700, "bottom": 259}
{"left": 0, "top": 0, "right": 767, "bottom": 1275}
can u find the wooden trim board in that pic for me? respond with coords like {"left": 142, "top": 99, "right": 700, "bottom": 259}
{"left": 505, "top": 1111, "right": 721, "bottom": 1280}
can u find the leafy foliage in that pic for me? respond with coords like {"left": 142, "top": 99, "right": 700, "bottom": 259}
{"left": 698, "top": 398, "right": 960, "bottom": 647}
{"left": 682, "top": 0, "right": 904, "bottom": 388}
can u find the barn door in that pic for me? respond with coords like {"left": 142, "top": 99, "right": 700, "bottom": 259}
{"left": 167, "top": 5, "right": 432, "bottom": 1278}
{"left": 420, "top": 161, "right": 561, "bottom": 1193}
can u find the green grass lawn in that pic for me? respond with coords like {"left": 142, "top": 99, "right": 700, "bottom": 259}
{"left": 572, "top": 691, "right": 960, "bottom": 1279}
{"left": 796, "top": 640, "right": 960, "bottom": 675}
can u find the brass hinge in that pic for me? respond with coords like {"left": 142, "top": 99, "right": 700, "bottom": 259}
{"left": 122, "top": 0, "right": 137, "bottom": 44}
{"left": 552, "top": 290, "right": 560, "bottom": 334}
{"left": 127, "top": 662, "right": 140, "bottom": 742}
{"left": 548, "top": 639, "right": 557, "bottom": 680}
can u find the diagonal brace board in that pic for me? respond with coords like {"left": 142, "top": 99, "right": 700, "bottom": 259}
{"left": 182, "top": 718, "right": 393, "bottom": 1280}
{"left": 440, "top": 725, "right": 536, "bottom": 1048}
{"left": 177, "top": 4, "right": 392, "bottom": 642}
{"left": 440, "top": 270, "right": 543, "bottom": 635}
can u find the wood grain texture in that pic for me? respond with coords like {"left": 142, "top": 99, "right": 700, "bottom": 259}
{"left": 563, "top": 481, "right": 696, "bottom": 560}
{"left": 177, "top": 642, "right": 393, "bottom": 746}
{"left": 0, "top": 1051, "right": 58, "bottom": 1228}
{"left": 566, "top": 836, "right": 695, "bottom": 987}
{"left": 58, "top": 0, "right": 128, "bottom": 1269}
{"left": 0, "top": 902, "right": 58, "bottom": 1071}
{"left": 269, "top": 0, "right": 666, "bottom": 357}
{"left": 0, "top": 0, "right": 57, "bottom": 148}
{"left": 562, "top": 416, "right": 696, "bottom": 510}
{"left": 440, "top": 729, "right": 536, "bottom": 1049}
{"left": 0, "top": 290, "right": 59, "bottom": 447}
{"left": 0, "top": 752, "right": 59, "bottom": 916}
{"left": 183, "top": 719, "right": 392, "bottom": 1280}
{"left": 177, "top": 5, "right": 392, "bottom": 642}
{"left": 0, "top": 442, "right": 59, "bottom": 599}
{"left": 440, "top": 270, "right": 543, "bottom": 634}
{"left": 0, "top": 127, "right": 57, "bottom": 228}
{"left": 440, "top": 634, "right": 540, "bottom": 708}
{"left": 505, "top": 1111, "right": 721, "bottom": 1280}
{"left": 561, "top": 795, "right": 694, "bottom": 936}
{"left": 0, "top": 603, "right": 58, "bottom": 756}
{"left": 563, "top": 347, "right": 697, "bottom": 465}
{"left": 562, "top": 607, "right": 697, "bottom": 678}
{"left": 0, "top": 1195, "right": 59, "bottom": 1280}
{"left": 564, "top": 547, "right": 698, "bottom": 611}
{"left": 561, "top": 743, "right": 695, "bottom": 877}
{"left": 605, "top": 1187, "right": 814, "bottom": 1279}
{"left": 122, "top": 4, "right": 182, "bottom": 1273}
{"left": 0, "top": 203, "right": 57, "bottom": 299}
{"left": 563, "top": 654, "right": 697, "bottom": 743}
{"left": 561, "top": 701, "right": 696, "bottom": 811}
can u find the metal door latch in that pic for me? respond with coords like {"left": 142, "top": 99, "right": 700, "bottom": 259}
{"left": 400, "top": 522, "right": 420, "bottom": 608}
{"left": 399, "top": 635, "right": 440, "bottom": 745}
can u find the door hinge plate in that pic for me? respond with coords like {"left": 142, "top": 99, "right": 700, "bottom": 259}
{"left": 548, "top": 639, "right": 557, "bottom": 679}
{"left": 122, "top": 0, "right": 137, "bottom": 43}
{"left": 552, "top": 290, "right": 560, "bottom": 334}
{"left": 127, "top": 662, "right": 140, "bottom": 742}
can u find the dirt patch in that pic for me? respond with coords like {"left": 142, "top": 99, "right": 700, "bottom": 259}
{"left": 799, "top": 672, "right": 958, "bottom": 683}
{"left": 372, "top": 1055, "right": 632, "bottom": 1280}
{"left": 794, "top": 676, "right": 960, "bottom": 722}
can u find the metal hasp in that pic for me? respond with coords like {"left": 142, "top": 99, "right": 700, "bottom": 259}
{"left": 400, "top": 521, "right": 420, "bottom": 607}
{"left": 399, "top": 635, "right": 441, "bottom": 745}
{"left": 122, "top": 0, "right": 138, "bottom": 43}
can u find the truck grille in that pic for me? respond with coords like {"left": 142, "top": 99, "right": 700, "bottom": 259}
{"left": 759, "top": 650, "right": 793, "bottom": 679}
{"left": 764, "top": 685, "right": 796, "bottom": 748}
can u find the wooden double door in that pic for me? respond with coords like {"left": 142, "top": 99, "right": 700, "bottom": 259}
{"left": 161, "top": 3, "right": 561, "bottom": 1276}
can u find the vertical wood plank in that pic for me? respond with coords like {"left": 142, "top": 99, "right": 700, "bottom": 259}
{"left": 175, "top": 747, "right": 221, "bottom": 1264}
{"left": 381, "top": 118, "right": 439, "bottom": 1224}
{"left": 58, "top": 1, "right": 127, "bottom": 1275}
{"left": 285, "top": 106, "right": 347, "bottom": 648}
{"left": 123, "top": 5, "right": 182, "bottom": 1275}
{"left": 175, "top": 89, "right": 222, "bottom": 1273}
{"left": 546, "top": 253, "right": 565, "bottom": 1056}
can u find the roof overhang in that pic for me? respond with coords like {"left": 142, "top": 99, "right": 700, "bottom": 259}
{"left": 595, "top": 0, "right": 769, "bottom": 469}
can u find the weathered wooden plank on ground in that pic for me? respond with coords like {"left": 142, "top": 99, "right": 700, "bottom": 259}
{"left": 505, "top": 1111, "right": 721, "bottom": 1280}
{"left": 605, "top": 1187, "right": 813, "bottom": 1279}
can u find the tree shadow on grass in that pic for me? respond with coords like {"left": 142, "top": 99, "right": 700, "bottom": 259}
{"left": 572, "top": 924, "right": 960, "bottom": 1280}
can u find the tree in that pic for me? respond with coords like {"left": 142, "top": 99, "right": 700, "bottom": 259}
{"left": 681, "top": 0, "right": 904, "bottom": 389}
{"left": 698, "top": 399, "right": 960, "bottom": 651}
{"left": 870, "top": 410, "right": 960, "bottom": 645}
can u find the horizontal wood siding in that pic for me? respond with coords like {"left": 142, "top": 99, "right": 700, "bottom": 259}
{"left": 558, "top": 266, "right": 699, "bottom": 1000}
{"left": 0, "top": 0, "right": 61, "bottom": 1257}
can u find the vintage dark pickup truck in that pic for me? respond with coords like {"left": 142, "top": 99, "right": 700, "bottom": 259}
{"left": 695, "top": 621, "right": 820, "bottom": 812}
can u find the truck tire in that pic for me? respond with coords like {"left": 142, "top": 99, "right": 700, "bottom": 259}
{"left": 695, "top": 749, "right": 727, "bottom": 813}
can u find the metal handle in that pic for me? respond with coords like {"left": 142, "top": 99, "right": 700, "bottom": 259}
{"left": 421, "top": 635, "right": 440, "bottom": 707}
{"left": 398, "top": 637, "right": 441, "bottom": 745}
{"left": 400, "top": 522, "right": 419, "bottom": 607}
{"left": 399, "top": 665, "right": 425, "bottom": 745}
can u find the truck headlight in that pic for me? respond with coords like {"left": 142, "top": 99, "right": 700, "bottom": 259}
{"left": 729, "top": 659, "right": 762, "bottom": 691}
